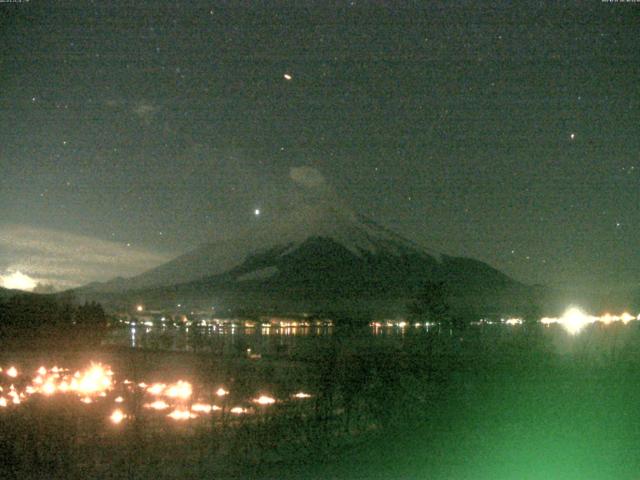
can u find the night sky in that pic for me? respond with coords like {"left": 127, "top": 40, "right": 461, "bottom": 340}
{"left": 1, "top": 1, "right": 638, "bottom": 291}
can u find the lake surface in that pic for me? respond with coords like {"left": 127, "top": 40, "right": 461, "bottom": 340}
{"left": 105, "top": 316, "right": 640, "bottom": 361}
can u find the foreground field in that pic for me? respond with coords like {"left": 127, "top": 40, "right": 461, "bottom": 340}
{"left": 1, "top": 323, "right": 639, "bottom": 479}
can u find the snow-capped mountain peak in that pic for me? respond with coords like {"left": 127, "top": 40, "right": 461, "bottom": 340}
{"left": 92, "top": 203, "right": 440, "bottom": 292}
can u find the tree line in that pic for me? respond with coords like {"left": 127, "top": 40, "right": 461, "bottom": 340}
{"left": 0, "top": 292, "right": 108, "bottom": 348}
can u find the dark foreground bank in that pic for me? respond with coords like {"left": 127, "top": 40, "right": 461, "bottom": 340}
{"left": 1, "top": 323, "right": 639, "bottom": 479}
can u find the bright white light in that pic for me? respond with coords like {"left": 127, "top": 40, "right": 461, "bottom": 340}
{"left": 283, "top": 73, "right": 292, "bottom": 80}
{"left": 600, "top": 313, "right": 614, "bottom": 325}
{"left": 147, "top": 383, "right": 166, "bottom": 395}
{"left": 254, "top": 208, "right": 261, "bottom": 216}
{"left": 110, "top": 409, "right": 125, "bottom": 424}
{"left": 145, "top": 400, "right": 169, "bottom": 411}
{"left": 0, "top": 271, "right": 37, "bottom": 291}
{"left": 42, "top": 382, "right": 56, "bottom": 395}
{"left": 167, "top": 408, "right": 196, "bottom": 420}
{"left": 540, "top": 307, "right": 640, "bottom": 333}
{"left": 504, "top": 318, "right": 523, "bottom": 326}
{"left": 620, "top": 312, "right": 634, "bottom": 324}
{"left": 561, "top": 307, "right": 591, "bottom": 335}
{"left": 165, "top": 381, "right": 192, "bottom": 399}
{"left": 253, "top": 395, "right": 275, "bottom": 406}
{"left": 6, "top": 367, "right": 18, "bottom": 378}
{"left": 75, "top": 363, "right": 113, "bottom": 395}
{"left": 216, "top": 387, "right": 228, "bottom": 397}
{"left": 191, "top": 403, "right": 212, "bottom": 413}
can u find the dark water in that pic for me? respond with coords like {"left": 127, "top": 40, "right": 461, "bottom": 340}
{"left": 105, "top": 322, "right": 441, "bottom": 355}
{"left": 106, "top": 323, "right": 340, "bottom": 354}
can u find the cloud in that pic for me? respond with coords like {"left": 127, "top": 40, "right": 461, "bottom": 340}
{"left": 105, "top": 99, "right": 125, "bottom": 108}
{"left": 105, "top": 99, "right": 160, "bottom": 124}
{"left": 0, "top": 270, "right": 37, "bottom": 291}
{"left": 286, "top": 166, "right": 355, "bottom": 219}
{"left": 0, "top": 225, "right": 170, "bottom": 289}
{"left": 289, "top": 167, "right": 327, "bottom": 189}
{"left": 132, "top": 102, "right": 159, "bottom": 123}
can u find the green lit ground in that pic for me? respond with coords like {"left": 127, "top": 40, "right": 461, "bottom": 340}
{"left": 291, "top": 327, "right": 640, "bottom": 480}
{"left": 2, "top": 323, "right": 640, "bottom": 479}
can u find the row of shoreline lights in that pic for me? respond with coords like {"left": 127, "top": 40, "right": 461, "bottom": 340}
{"left": 371, "top": 308, "right": 639, "bottom": 336}
{"left": 541, "top": 307, "right": 638, "bottom": 335}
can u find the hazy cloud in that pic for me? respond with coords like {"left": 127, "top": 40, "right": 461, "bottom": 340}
{"left": 0, "top": 225, "right": 170, "bottom": 289}
{"left": 132, "top": 102, "right": 159, "bottom": 123}
{"left": 289, "top": 167, "right": 327, "bottom": 189}
{"left": 287, "top": 166, "right": 355, "bottom": 219}
{"left": 105, "top": 99, "right": 160, "bottom": 124}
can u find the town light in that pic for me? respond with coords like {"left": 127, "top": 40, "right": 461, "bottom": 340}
{"left": 561, "top": 307, "right": 591, "bottom": 335}
{"left": 253, "top": 395, "right": 275, "bottom": 406}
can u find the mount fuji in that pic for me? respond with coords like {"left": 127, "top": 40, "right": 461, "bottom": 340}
{"left": 81, "top": 201, "right": 526, "bottom": 315}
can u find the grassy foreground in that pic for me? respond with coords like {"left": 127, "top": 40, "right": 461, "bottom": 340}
{"left": 1, "top": 323, "right": 639, "bottom": 479}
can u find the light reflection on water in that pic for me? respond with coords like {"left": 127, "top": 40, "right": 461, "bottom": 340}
{"left": 107, "top": 321, "right": 520, "bottom": 352}
{"left": 107, "top": 324, "right": 338, "bottom": 352}
{"left": 104, "top": 314, "right": 640, "bottom": 364}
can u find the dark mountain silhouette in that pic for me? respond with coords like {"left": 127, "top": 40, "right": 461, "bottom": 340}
{"left": 79, "top": 205, "right": 530, "bottom": 316}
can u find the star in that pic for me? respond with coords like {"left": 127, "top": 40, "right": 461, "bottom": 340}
{"left": 283, "top": 73, "right": 292, "bottom": 81}
{"left": 254, "top": 208, "right": 261, "bottom": 216}
{"left": 570, "top": 133, "right": 576, "bottom": 140}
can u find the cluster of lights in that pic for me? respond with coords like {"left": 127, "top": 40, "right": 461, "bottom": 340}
{"left": 125, "top": 316, "right": 333, "bottom": 332}
{"left": 141, "top": 380, "right": 198, "bottom": 420}
{"left": 370, "top": 321, "right": 436, "bottom": 329}
{"left": 504, "top": 318, "right": 523, "bottom": 326}
{"left": 468, "top": 318, "right": 525, "bottom": 326}
{"left": 0, "top": 363, "right": 114, "bottom": 407}
{"left": 0, "top": 363, "right": 114, "bottom": 411}
{"left": 370, "top": 309, "right": 638, "bottom": 335}
{"left": 0, "top": 363, "right": 313, "bottom": 427}
{"left": 541, "top": 307, "right": 639, "bottom": 335}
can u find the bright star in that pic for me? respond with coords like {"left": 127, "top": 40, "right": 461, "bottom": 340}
{"left": 254, "top": 209, "right": 261, "bottom": 216}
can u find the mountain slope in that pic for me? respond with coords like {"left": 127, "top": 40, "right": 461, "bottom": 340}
{"left": 93, "top": 205, "right": 442, "bottom": 292}
{"left": 81, "top": 204, "right": 526, "bottom": 314}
